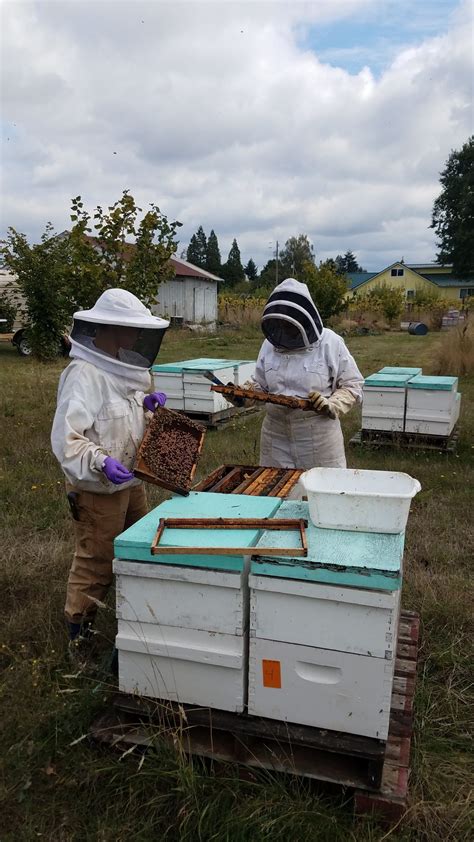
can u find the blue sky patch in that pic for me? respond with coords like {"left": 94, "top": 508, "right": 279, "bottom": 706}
{"left": 299, "top": 0, "right": 460, "bottom": 75}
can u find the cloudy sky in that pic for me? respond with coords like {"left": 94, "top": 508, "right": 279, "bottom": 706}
{"left": 1, "top": 0, "right": 472, "bottom": 271}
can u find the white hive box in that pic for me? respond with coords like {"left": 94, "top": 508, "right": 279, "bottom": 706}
{"left": 113, "top": 492, "right": 281, "bottom": 712}
{"left": 152, "top": 358, "right": 256, "bottom": 414}
{"left": 248, "top": 501, "right": 403, "bottom": 740}
{"left": 405, "top": 375, "right": 459, "bottom": 436}
{"left": 116, "top": 623, "right": 246, "bottom": 711}
{"left": 362, "top": 372, "right": 413, "bottom": 432}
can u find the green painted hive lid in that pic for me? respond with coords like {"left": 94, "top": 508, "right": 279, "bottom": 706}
{"left": 407, "top": 375, "right": 458, "bottom": 391}
{"left": 378, "top": 366, "right": 422, "bottom": 376}
{"left": 152, "top": 358, "right": 253, "bottom": 373}
{"left": 251, "top": 501, "right": 403, "bottom": 591}
{"left": 364, "top": 372, "right": 413, "bottom": 388}
{"left": 114, "top": 491, "right": 282, "bottom": 572}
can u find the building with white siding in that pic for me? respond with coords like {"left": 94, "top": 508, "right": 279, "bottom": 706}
{"left": 153, "top": 256, "right": 221, "bottom": 328}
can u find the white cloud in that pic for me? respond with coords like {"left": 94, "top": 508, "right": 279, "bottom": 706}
{"left": 0, "top": 0, "right": 472, "bottom": 270}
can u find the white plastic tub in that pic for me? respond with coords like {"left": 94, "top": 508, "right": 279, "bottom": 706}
{"left": 299, "top": 468, "right": 421, "bottom": 534}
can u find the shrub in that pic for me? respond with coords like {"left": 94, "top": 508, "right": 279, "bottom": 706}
{"left": 0, "top": 293, "right": 17, "bottom": 332}
{"left": 430, "top": 320, "right": 474, "bottom": 375}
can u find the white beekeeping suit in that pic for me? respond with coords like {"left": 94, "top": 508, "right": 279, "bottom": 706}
{"left": 51, "top": 288, "right": 170, "bottom": 643}
{"left": 51, "top": 288, "right": 169, "bottom": 493}
{"left": 251, "top": 278, "right": 363, "bottom": 469}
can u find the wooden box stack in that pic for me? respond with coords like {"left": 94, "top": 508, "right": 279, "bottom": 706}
{"left": 362, "top": 366, "right": 461, "bottom": 438}
{"left": 248, "top": 501, "right": 403, "bottom": 740}
{"left": 405, "top": 375, "right": 460, "bottom": 436}
{"left": 113, "top": 492, "right": 280, "bottom": 712}
{"left": 151, "top": 358, "right": 256, "bottom": 415}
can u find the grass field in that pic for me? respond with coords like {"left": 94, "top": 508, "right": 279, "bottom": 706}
{"left": 1, "top": 328, "right": 473, "bottom": 841}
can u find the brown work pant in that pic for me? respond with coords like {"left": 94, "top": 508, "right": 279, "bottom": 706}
{"left": 64, "top": 484, "right": 148, "bottom": 625}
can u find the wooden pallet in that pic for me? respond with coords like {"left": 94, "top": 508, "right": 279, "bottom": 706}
{"left": 176, "top": 404, "right": 261, "bottom": 429}
{"left": 90, "top": 610, "right": 419, "bottom": 824}
{"left": 350, "top": 425, "right": 459, "bottom": 454}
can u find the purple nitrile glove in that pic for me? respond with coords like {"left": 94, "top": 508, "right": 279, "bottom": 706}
{"left": 143, "top": 391, "right": 167, "bottom": 412}
{"left": 102, "top": 456, "right": 134, "bottom": 485}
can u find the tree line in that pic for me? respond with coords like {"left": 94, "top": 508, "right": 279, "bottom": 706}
{"left": 185, "top": 226, "right": 366, "bottom": 291}
{"left": 1, "top": 135, "right": 471, "bottom": 358}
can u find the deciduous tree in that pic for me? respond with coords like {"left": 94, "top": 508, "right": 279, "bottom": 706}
{"left": 431, "top": 136, "right": 474, "bottom": 277}
{"left": 301, "top": 259, "right": 348, "bottom": 321}
{"left": 2, "top": 190, "right": 181, "bottom": 358}
{"left": 280, "top": 235, "right": 315, "bottom": 279}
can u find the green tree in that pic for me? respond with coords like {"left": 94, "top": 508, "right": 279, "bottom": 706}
{"left": 335, "top": 251, "right": 365, "bottom": 274}
{"left": 431, "top": 136, "right": 474, "bottom": 277}
{"left": 221, "top": 238, "right": 245, "bottom": 287}
{"left": 2, "top": 191, "right": 181, "bottom": 359}
{"left": 258, "top": 258, "right": 284, "bottom": 291}
{"left": 301, "top": 259, "right": 348, "bottom": 321}
{"left": 244, "top": 258, "right": 258, "bottom": 283}
{"left": 2, "top": 225, "right": 76, "bottom": 359}
{"left": 206, "top": 229, "right": 222, "bottom": 274}
{"left": 0, "top": 291, "right": 17, "bottom": 332}
{"left": 186, "top": 225, "right": 207, "bottom": 268}
{"left": 280, "top": 235, "right": 315, "bottom": 279}
{"left": 357, "top": 286, "right": 405, "bottom": 327}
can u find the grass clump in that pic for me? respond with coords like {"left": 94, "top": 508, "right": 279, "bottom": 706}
{"left": 430, "top": 321, "right": 474, "bottom": 376}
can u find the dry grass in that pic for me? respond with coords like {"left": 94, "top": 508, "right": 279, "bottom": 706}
{"left": 1, "top": 328, "right": 473, "bottom": 840}
{"left": 218, "top": 295, "right": 266, "bottom": 327}
{"left": 430, "top": 321, "right": 474, "bottom": 376}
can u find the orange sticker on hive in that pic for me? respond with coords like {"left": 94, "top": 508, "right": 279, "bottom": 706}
{"left": 262, "top": 659, "right": 281, "bottom": 688}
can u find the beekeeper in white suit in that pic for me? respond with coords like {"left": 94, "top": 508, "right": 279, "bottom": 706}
{"left": 51, "top": 289, "right": 169, "bottom": 651}
{"left": 246, "top": 278, "right": 363, "bottom": 469}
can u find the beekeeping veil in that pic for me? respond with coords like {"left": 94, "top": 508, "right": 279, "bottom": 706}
{"left": 70, "top": 289, "right": 169, "bottom": 388}
{"left": 261, "top": 278, "right": 323, "bottom": 351}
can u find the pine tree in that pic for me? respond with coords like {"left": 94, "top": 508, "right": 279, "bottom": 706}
{"left": 335, "top": 252, "right": 365, "bottom": 274}
{"left": 206, "top": 229, "right": 222, "bottom": 274}
{"left": 244, "top": 258, "right": 258, "bottom": 282}
{"left": 221, "top": 239, "right": 245, "bottom": 287}
{"left": 343, "top": 250, "right": 359, "bottom": 273}
{"left": 186, "top": 225, "right": 208, "bottom": 267}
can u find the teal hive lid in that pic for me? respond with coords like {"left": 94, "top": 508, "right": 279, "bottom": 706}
{"left": 152, "top": 358, "right": 253, "bottom": 373}
{"left": 407, "top": 374, "right": 458, "bottom": 391}
{"left": 250, "top": 501, "right": 403, "bottom": 591}
{"left": 378, "top": 366, "right": 422, "bottom": 376}
{"left": 114, "top": 492, "right": 281, "bottom": 572}
{"left": 364, "top": 372, "right": 412, "bottom": 388}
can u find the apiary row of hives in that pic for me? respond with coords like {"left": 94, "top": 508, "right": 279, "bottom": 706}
{"left": 151, "top": 357, "right": 256, "bottom": 415}
{"left": 362, "top": 366, "right": 461, "bottom": 436}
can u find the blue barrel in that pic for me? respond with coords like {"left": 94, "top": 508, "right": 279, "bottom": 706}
{"left": 408, "top": 322, "right": 429, "bottom": 336}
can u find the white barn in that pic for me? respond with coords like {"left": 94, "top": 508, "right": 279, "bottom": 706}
{"left": 153, "top": 256, "right": 221, "bottom": 327}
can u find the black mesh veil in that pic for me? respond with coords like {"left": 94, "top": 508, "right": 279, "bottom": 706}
{"left": 71, "top": 318, "right": 167, "bottom": 369}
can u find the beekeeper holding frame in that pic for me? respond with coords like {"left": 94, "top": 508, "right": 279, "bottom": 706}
{"left": 244, "top": 278, "right": 363, "bottom": 469}
{"left": 51, "top": 289, "right": 169, "bottom": 655}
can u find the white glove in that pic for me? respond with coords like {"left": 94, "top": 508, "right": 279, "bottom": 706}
{"left": 308, "top": 388, "right": 357, "bottom": 420}
{"left": 308, "top": 391, "right": 337, "bottom": 419}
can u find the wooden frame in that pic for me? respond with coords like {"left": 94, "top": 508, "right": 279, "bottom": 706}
{"left": 134, "top": 408, "right": 206, "bottom": 496}
{"left": 151, "top": 517, "right": 308, "bottom": 557}
{"left": 193, "top": 465, "right": 303, "bottom": 498}
{"left": 211, "top": 384, "right": 312, "bottom": 411}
